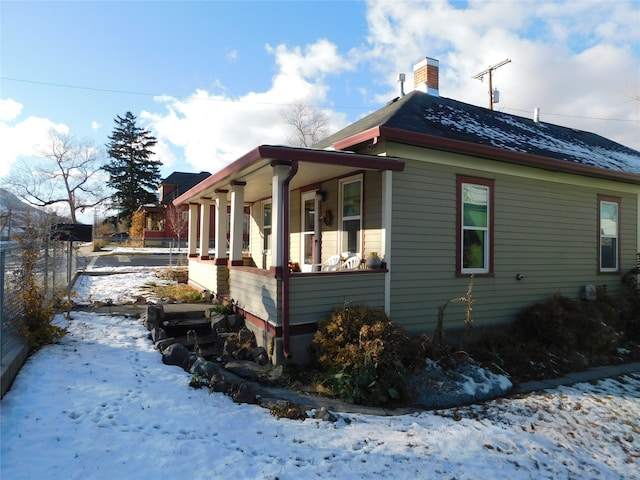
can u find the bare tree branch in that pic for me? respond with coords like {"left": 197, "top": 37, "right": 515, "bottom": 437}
{"left": 280, "top": 100, "right": 330, "bottom": 147}
{"left": 2, "top": 130, "right": 109, "bottom": 223}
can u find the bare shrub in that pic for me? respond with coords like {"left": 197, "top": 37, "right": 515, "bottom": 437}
{"left": 312, "top": 303, "right": 410, "bottom": 406}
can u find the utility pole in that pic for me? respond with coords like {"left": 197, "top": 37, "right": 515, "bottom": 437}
{"left": 472, "top": 59, "right": 511, "bottom": 110}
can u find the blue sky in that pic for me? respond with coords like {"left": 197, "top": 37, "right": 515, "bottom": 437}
{"left": 1, "top": 0, "right": 639, "bottom": 183}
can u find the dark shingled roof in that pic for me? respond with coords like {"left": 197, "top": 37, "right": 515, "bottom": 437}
{"left": 160, "top": 171, "right": 211, "bottom": 203}
{"left": 315, "top": 91, "right": 640, "bottom": 176}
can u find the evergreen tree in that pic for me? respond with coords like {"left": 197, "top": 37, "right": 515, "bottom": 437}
{"left": 104, "top": 112, "right": 161, "bottom": 226}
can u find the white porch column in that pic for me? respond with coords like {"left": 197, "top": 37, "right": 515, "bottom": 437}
{"left": 214, "top": 190, "right": 228, "bottom": 261}
{"left": 271, "top": 163, "right": 289, "bottom": 268}
{"left": 229, "top": 181, "right": 246, "bottom": 265}
{"left": 187, "top": 203, "right": 198, "bottom": 257}
{"left": 199, "top": 199, "right": 211, "bottom": 260}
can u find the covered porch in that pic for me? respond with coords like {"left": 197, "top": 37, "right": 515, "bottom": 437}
{"left": 173, "top": 145, "right": 404, "bottom": 365}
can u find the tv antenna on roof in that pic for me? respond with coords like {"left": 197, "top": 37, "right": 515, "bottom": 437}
{"left": 472, "top": 58, "right": 511, "bottom": 110}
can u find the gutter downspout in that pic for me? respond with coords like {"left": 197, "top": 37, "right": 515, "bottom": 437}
{"left": 281, "top": 159, "right": 298, "bottom": 359}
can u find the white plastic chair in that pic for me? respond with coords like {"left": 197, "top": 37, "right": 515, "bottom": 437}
{"left": 312, "top": 255, "right": 341, "bottom": 272}
{"left": 339, "top": 254, "right": 361, "bottom": 271}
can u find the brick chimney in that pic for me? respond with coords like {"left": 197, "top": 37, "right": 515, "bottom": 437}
{"left": 413, "top": 57, "right": 439, "bottom": 96}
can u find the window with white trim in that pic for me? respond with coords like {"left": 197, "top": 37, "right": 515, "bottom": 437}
{"left": 458, "top": 176, "right": 494, "bottom": 275}
{"left": 340, "top": 175, "right": 362, "bottom": 256}
{"left": 599, "top": 196, "right": 620, "bottom": 272}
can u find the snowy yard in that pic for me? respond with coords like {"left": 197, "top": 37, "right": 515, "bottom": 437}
{"left": 1, "top": 272, "right": 639, "bottom": 479}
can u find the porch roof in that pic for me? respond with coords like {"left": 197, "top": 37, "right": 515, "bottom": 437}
{"left": 173, "top": 145, "right": 405, "bottom": 205}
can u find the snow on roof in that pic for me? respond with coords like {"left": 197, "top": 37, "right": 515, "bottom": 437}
{"left": 318, "top": 91, "right": 640, "bottom": 176}
{"left": 417, "top": 98, "right": 640, "bottom": 174}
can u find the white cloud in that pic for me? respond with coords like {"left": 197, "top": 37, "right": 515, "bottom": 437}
{"left": 151, "top": 138, "right": 178, "bottom": 171}
{"left": 361, "top": 0, "right": 640, "bottom": 149}
{"left": 0, "top": 98, "right": 23, "bottom": 121}
{"left": 91, "top": 121, "right": 101, "bottom": 131}
{"left": 125, "top": 0, "right": 640, "bottom": 176}
{"left": 0, "top": 100, "right": 70, "bottom": 177}
{"left": 142, "top": 39, "right": 351, "bottom": 173}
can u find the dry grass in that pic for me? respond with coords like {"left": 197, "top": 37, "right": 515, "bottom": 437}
{"left": 147, "top": 283, "right": 203, "bottom": 303}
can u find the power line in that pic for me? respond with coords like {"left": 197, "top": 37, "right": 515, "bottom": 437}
{"left": 1, "top": 76, "right": 164, "bottom": 98}
{"left": 0, "top": 76, "right": 367, "bottom": 111}
{"left": 2, "top": 75, "right": 638, "bottom": 123}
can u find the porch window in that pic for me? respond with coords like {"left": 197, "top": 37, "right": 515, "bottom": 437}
{"left": 457, "top": 176, "right": 494, "bottom": 275}
{"left": 599, "top": 195, "right": 620, "bottom": 272}
{"left": 340, "top": 175, "right": 362, "bottom": 256}
{"left": 263, "top": 202, "right": 272, "bottom": 252}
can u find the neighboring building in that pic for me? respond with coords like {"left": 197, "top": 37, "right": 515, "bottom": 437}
{"left": 140, "top": 172, "right": 212, "bottom": 246}
{"left": 174, "top": 57, "right": 640, "bottom": 365}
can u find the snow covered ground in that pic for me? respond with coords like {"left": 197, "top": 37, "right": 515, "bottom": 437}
{"left": 1, "top": 270, "right": 639, "bottom": 479}
{"left": 72, "top": 270, "right": 174, "bottom": 305}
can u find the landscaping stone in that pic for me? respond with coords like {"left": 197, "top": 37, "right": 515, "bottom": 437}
{"left": 232, "top": 382, "right": 256, "bottom": 404}
{"left": 222, "top": 335, "right": 238, "bottom": 357}
{"left": 407, "top": 358, "right": 513, "bottom": 409}
{"left": 314, "top": 406, "right": 337, "bottom": 423}
{"left": 224, "top": 360, "right": 283, "bottom": 384}
{"left": 190, "top": 357, "right": 219, "bottom": 378}
{"left": 162, "top": 343, "right": 195, "bottom": 372}
{"left": 150, "top": 327, "right": 167, "bottom": 343}
{"left": 234, "top": 346, "right": 251, "bottom": 361}
{"left": 226, "top": 313, "right": 244, "bottom": 330}
{"left": 209, "top": 374, "right": 228, "bottom": 393}
{"left": 210, "top": 313, "right": 227, "bottom": 333}
{"left": 155, "top": 337, "right": 176, "bottom": 351}
{"left": 251, "top": 347, "right": 269, "bottom": 366}
{"left": 144, "top": 305, "right": 163, "bottom": 330}
{"left": 237, "top": 327, "right": 254, "bottom": 345}
{"left": 224, "top": 359, "right": 265, "bottom": 380}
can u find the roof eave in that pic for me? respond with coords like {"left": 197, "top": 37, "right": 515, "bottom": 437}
{"left": 333, "top": 127, "right": 383, "bottom": 151}
{"left": 173, "top": 144, "right": 405, "bottom": 206}
{"left": 334, "top": 126, "right": 640, "bottom": 185}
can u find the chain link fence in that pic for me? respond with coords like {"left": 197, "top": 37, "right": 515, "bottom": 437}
{"left": 1, "top": 238, "right": 77, "bottom": 396}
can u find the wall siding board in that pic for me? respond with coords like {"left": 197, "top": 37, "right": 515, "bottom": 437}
{"left": 363, "top": 171, "right": 384, "bottom": 255}
{"left": 229, "top": 270, "right": 279, "bottom": 323}
{"left": 384, "top": 146, "right": 638, "bottom": 334}
{"left": 289, "top": 273, "right": 386, "bottom": 325}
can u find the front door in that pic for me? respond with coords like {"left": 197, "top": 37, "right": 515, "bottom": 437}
{"left": 300, "top": 191, "right": 317, "bottom": 272}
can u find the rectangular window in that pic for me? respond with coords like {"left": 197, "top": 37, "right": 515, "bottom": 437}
{"left": 145, "top": 212, "right": 164, "bottom": 231}
{"left": 599, "top": 195, "right": 620, "bottom": 272}
{"left": 340, "top": 176, "right": 362, "bottom": 256}
{"left": 457, "top": 176, "right": 494, "bottom": 275}
{"left": 263, "top": 202, "right": 272, "bottom": 252}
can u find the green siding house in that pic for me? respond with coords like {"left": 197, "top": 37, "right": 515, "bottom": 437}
{"left": 174, "top": 59, "right": 640, "bottom": 365}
